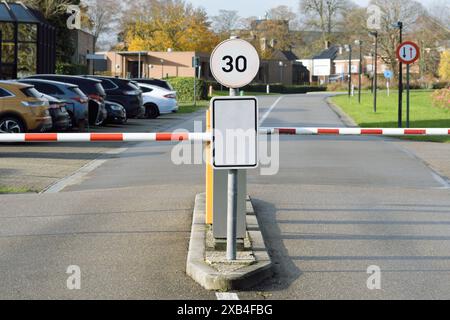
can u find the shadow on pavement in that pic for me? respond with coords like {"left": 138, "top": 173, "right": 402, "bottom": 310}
{"left": 241, "top": 198, "right": 303, "bottom": 293}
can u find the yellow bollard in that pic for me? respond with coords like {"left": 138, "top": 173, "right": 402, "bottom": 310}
{"left": 205, "top": 108, "right": 213, "bottom": 224}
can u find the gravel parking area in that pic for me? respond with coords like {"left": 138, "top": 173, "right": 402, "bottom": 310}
{"left": 0, "top": 111, "right": 204, "bottom": 193}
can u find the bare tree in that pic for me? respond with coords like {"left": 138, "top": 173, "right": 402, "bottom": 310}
{"left": 83, "top": 0, "right": 121, "bottom": 50}
{"left": 22, "top": 0, "right": 72, "bottom": 19}
{"left": 211, "top": 10, "right": 242, "bottom": 35}
{"left": 428, "top": 0, "right": 450, "bottom": 29}
{"left": 299, "top": 0, "right": 353, "bottom": 46}
{"left": 370, "top": 0, "right": 426, "bottom": 78}
{"left": 268, "top": 5, "right": 297, "bottom": 21}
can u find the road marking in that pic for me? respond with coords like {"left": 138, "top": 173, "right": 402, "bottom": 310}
{"left": 216, "top": 292, "right": 240, "bottom": 300}
{"left": 430, "top": 171, "right": 450, "bottom": 189}
{"left": 259, "top": 96, "right": 283, "bottom": 125}
{"left": 41, "top": 148, "right": 128, "bottom": 194}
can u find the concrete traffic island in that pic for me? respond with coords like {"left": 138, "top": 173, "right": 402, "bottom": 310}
{"left": 186, "top": 193, "right": 272, "bottom": 291}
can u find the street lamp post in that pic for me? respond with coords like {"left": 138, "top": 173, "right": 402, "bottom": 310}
{"left": 160, "top": 59, "right": 165, "bottom": 79}
{"left": 395, "top": 21, "right": 403, "bottom": 128}
{"left": 370, "top": 51, "right": 374, "bottom": 94}
{"left": 345, "top": 44, "right": 352, "bottom": 97}
{"left": 369, "top": 31, "right": 378, "bottom": 113}
{"left": 355, "top": 40, "right": 363, "bottom": 104}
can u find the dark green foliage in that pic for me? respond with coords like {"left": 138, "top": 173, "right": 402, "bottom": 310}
{"left": 167, "top": 77, "right": 207, "bottom": 102}
{"left": 56, "top": 62, "right": 88, "bottom": 75}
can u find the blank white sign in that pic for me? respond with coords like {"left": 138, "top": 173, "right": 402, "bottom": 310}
{"left": 211, "top": 97, "right": 258, "bottom": 169}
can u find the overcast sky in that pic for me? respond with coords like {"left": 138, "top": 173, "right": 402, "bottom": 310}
{"left": 188, "top": 0, "right": 441, "bottom": 17}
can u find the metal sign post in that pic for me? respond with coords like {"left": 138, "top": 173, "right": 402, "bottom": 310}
{"left": 227, "top": 88, "right": 239, "bottom": 260}
{"left": 406, "top": 64, "right": 410, "bottom": 128}
{"left": 211, "top": 96, "right": 259, "bottom": 261}
{"left": 210, "top": 38, "right": 260, "bottom": 261}
{"left": 192, "top": 56, "right": 200, "bottom": 107}
{"left": 397, "top": 41, "right": 420, "bottom": 129}
{"left": 384, "top": 70, "right": 393, "bottom": 97}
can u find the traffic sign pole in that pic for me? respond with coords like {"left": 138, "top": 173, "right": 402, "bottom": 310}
{"left": 396, "top": 41, "right": 420, "bottom": 130}
{"left": 227, "top": 87, "right": 240, "bottom": 260}
{"left": 210, "top": 37, "right": 260, "bottom": 261}
{"left": 373, "top": 32, "right": 378, "bottom": 113}
{"left": 406, "top": 64, "right": 410, "bottom": 128}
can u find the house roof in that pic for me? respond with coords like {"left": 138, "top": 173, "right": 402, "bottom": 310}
{"left": 313, "top": 46, "right": 339, "bottom": 60}
{"left": 271, "top": 50, "right": 299, "bottom": 61}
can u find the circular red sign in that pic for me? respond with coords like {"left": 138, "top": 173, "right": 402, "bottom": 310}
{"left": 396, "top": 41, "right": 420, "bottom": 65}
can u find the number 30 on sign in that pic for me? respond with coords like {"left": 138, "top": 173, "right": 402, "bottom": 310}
{"left": 210, "top": 39, "right": 260, "bottom": 89}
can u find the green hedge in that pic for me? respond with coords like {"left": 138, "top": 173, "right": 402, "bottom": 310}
{"left": 56, "top": 63, "right": 88, "bottom": 75}
{"left": 205, "top": 81, "right": 326, "bottom": 94}
{"left": 167, "top": 77, "right": 207, "bottom": 102}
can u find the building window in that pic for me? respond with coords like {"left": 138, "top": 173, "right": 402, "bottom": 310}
{"left": 0, "top": 3, "right": 56, "bottom": 79}
{"left": 17, "top": 43, "right": 37, "bottom": 77}
{"left": 18, "top": 23, "right": 37, "bottom": 42}
{"left": 0, "top": 22, "right": 15, "bottom": 40}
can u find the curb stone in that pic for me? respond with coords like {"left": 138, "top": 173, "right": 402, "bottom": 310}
{"left": 186, "top": 193, "right": 272, "bottom": 291}
{"left": 325, "top": 97, "right": 358, "bottom": 128}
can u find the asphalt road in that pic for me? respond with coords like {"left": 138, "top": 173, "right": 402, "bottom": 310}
{"left": 0, "top": 93, "right": 449, "bottom": 299}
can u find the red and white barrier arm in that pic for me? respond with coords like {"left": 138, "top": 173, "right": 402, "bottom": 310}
{"left": 259, "top": 127, "right": 450, "bottom": 136}
{"left": 0, "top": 132, "right": 212, "bottom": 143}
{"left": 1, "top": 128, "right": 449, "bottom": 143}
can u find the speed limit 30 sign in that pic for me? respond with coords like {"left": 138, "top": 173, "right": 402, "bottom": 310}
{"left": 210, "top": 39, "right": 260, "bottom": 88}
{"left": 397, "top": 41, "right": 420, "bottom": 65}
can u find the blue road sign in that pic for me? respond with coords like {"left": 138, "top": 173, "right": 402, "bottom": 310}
{"left": 384, "top": 70, "right": 393, "bottom": 79}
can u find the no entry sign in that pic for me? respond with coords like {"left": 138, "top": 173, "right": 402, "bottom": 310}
{"left": 397, "top": 41, "right": 420, "bottom": 65}
{"left": 210, "top": 39, "right": 260, "bottom": 89}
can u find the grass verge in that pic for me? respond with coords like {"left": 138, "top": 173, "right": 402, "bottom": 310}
{"left": 177, "top": 100, "right": 209, "bottom": 114}
{"left": 330, "top": 90, "right": 450, "bottom": 143}
{"left": 0, "top": 186, "right": 36, "bottom": 194}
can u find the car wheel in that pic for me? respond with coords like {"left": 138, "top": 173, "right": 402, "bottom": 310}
{"left": 145, "top": 104, "right": 159, "bottom": 119}
{"left": 0, "top": 117, "right": 25, "bottom": 133}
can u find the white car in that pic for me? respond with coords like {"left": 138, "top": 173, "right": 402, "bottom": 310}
{"left": 136, "top": 83, "right": 178, "bottom": 119}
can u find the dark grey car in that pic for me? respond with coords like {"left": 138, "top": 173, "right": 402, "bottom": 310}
{"left": 18, "top": 79, "right": 89, "bottom": 128}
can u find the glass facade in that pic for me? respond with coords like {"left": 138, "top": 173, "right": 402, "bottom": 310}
{"left": 0, "top": 3, "right": 55, "bottom": 79}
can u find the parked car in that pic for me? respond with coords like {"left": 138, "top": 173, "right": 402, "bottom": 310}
{"left": 24, "top": 75, "right": 107, "bottom": 126}
{"left": 131, "top": 78, "right": 174, "bottom": 91}
{"left": 84, "top": 76, "right": 144, "bottom": 118}
{"left": 135, "top": 82, "right": 178, "bottom": 118}
{"left": 104, "top": 101, "right": 127, "bottom": 125}
{"left": 0, "top": 81, "right": 52, "bottom": 133}
{"left": 39, "top": 93, "right": 72, "bottom": 131}
{"left": 18, "top": 79, "right": 88, "bottom": 129}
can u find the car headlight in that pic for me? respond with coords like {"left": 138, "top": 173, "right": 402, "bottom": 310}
{"left": 110, "top": 105, "right": 123, "bottom": 111}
